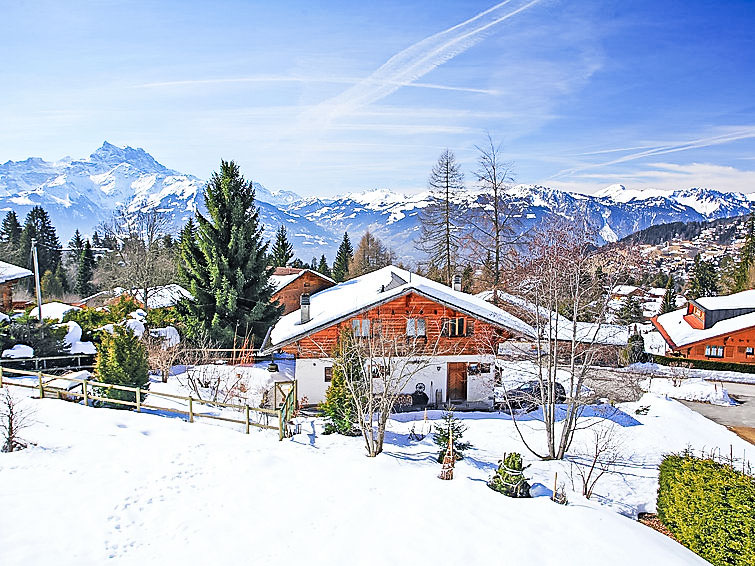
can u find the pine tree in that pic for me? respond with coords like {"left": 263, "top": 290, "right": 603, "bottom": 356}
{"left": 317, "top": 255, "right": 332, "bottom": 278}
{"left": 91, "top": 230, "right": 103, "bottom": 248}
{"left": 688, "top": 254, "right": 719, "bottom": 299}
{"left": 659, "top": 275, "right": 677, "bottom": 314}
{"left": 433, "top": 411, "right": 472, "bottom": 463}
{"left": 0, "top": 211, "right": 22, "bottom": 263}
{"left": 418, "top": 149, "right": 464, "bottom": 286}
{"left": 94, "top": 326, "right": 149, "bottom": 407}
{"left": 617, "top": 296, "right": 644, "bottom": 324}
{"left": 19, "top": 206, "right": 62, "bottom": 279}
{"left": 332, "top": 232, "right": 353, "bottom": 283}
{"left": 177, "top": 160, "right": 282, "bottom": 346}
{"left": 320, "top": 330, "right": 361, "bottom": 435}
{"left": 270, "top": 225, "right": 294, "bottom": 268}
{"left": 69, "top": 230, "right": 85, "bottom": 258}
{"left": 348, "top": 231, "right": 395, "bottom": 279}
{"left": 737, "top": 214, "right": 755, "bottom": 290}
{"left": 75, "top": 240, "right": 96, "bottom": 297}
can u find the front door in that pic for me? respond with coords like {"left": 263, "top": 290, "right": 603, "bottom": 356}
{"left": 447, "top": 362, "right": 467, "bottom": 402}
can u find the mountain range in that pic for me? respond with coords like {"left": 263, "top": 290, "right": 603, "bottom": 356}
{"left": 1, "top": 142, "right": 754, "bottom": 262}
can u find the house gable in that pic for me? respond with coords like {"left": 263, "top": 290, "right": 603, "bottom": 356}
{"left": 271, "top": 270, "right": 335, "bottom": 315}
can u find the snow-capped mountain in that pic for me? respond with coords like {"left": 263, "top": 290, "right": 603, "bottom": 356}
{"left": 1, "top": 143, "right": 753, "bottom": 262}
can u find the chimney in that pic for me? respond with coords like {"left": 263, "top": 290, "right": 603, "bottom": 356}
{"left": 300, "top": 293, "right": 311, "bottom": 324}
{"left": 452, "top": 274, "right": 462, "bottom": 292}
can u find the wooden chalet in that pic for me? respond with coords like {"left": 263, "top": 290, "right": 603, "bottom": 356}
{"left": 260, "top": 266, "right": 535, "bottom": 406}
{"left": 0, "top": 260, "right": 33, "bottom": 312}
{"left": 270, "top": 268, "right": 335, "bottom": 315}
{"left": 652, "top": 289, "right": 755, "bottom": 363}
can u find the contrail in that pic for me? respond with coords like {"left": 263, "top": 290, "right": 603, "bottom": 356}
{"left": 308, "top": 0, "right": 543, "bottom": 125}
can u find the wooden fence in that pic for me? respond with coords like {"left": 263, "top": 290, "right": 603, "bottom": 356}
{"left": 0, "top": 366, "right": 297, "bottom": 441}
{"left": 0, "top": 354, "right": 96, "bottom": 373}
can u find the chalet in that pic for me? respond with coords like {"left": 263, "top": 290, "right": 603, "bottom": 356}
{"left": 77, "top": 284, "right": 193, "bottom": 310}
{"left": 270, "top": 268, "right": 335, "bottom": 315}
{"left": 611, "top": 285, "right": 642, "bottom": 300}
{"left": 652, "top": 290, "right": 755, "bottom": 362}
{"left": 0, "top": 260, "right": 33, "bottom": 311}
{"left": 260, "top": 266, "right": 535, "bottom": 406}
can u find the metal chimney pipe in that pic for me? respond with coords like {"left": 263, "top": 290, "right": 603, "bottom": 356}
{"left": 300, "top": 293, "right": 311, "bottom": 324}
{"left": 452, "top": 274, "right": 462, "bottom": 292}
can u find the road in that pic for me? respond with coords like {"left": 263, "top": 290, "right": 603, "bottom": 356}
{"left": 680, "top": 382, "right": 755, "bottom": 444}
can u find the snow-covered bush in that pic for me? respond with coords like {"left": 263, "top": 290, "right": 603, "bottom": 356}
{"left": 488, "top": 452, "right": 531, "bottom": 498}
{"left": 0, "top": 313, "right": 67, "bottom": 358}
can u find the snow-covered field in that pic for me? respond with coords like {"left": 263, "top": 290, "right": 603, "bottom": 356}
{"left": 2, "top": 381, "right": 746, "bottom": 565}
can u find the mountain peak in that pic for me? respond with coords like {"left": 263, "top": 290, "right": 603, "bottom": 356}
{"left": 88, "top": 141, "right": 168, "bottom": 174}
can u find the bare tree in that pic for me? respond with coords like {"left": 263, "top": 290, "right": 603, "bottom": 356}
{"left": 499, "top": 218, "right": 637, "bottom": 460}
{"left": 569, "top": 427, "right": 622, "bottom": 499}
{"left": 1, "top": 388, "right": 33, "bottom": 452}
{"left": 417, "top": 149, "right": 465, "bottom": 286}
{"left": 145, "top": 333, "right": 184, "bottom": 383}
{"left": 94, "top": 207, "right": 176, "bottom": 314}
{"left": 467, "top": 134, "right": 526, "bottom": 304}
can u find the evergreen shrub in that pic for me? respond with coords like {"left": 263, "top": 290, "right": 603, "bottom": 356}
{"left": 433, "top": 411, "right": 472, "bottom": 463}
{"left": 94, "top": 326, "right": 149, "bottom": 408}
{"left": 657, "top": 453, "right": 755, "bottom": 566}
{"left": 488, "top": 452, "right": 531, "bottom": 498}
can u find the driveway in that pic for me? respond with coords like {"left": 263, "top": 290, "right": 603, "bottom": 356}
{"left": 679, "top": 382, "right": 755, "bottom": 444}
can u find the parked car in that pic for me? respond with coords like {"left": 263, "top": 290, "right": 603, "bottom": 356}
{"left": 495, "top": 380, "right": 566, "bottom": 413}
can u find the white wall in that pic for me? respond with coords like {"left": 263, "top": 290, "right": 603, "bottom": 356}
{"left": 296, "top": 354, "right": 496, "bottom": 406}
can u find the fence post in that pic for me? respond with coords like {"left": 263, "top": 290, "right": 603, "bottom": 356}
{"left": 188, "top": 396, "right": 194, "bottom": 423}
{"left": 37, "top": 371, "right": 44, "bottom": 399}
{"left": 278, "top": 409, "right": 283, "bottom": 441}
{"left": 83, "top": 379, "right": 88, "bottom": 406}
{"left": 245, "top": 405, "right": 250, "bottom": 434}
{"left": 136, "top": 387, "right": 141, "bottom": 413}
{"left": 0, "top": 366, "right": 3, "bottom": 388}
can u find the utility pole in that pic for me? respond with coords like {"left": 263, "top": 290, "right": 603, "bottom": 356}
{"left": 31, "top": 238, "right": 43, "bottom": 321}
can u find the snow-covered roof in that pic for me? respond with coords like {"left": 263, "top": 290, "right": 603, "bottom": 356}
{"left": 120, "top": 284, "right": 194, "bottom": 309}
{"left": 0, "top": 260, "right": 33, "bottom": 284}
{"left": 654, "top": 306, "right": 755, "bottom": 348}
{"left": 29, "top": 302, "right": 80, "bottom": 322}
{"left": 612, "top": 285, "right": 639, "bottom": 296}
{"left": 269, "top": 269, "right": 333, "bottom": 294}
{"left": 693, "top": 289, "right": 755, "bottom": 311}
{"left": 263, "top": 266, "right": 535, "bottom": 353}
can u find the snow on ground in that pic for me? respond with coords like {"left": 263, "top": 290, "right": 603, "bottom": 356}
{"left": 631, "top": 361, "right": 755, "bottom": 385}
{"left": 0, "top": 387, "right": 723, "bottom": 565}
{"left": 640, "top": 376, "right": 735, "bottom": 405}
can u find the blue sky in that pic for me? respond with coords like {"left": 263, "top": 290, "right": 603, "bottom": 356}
{"left": 2, "top": 0, "right": 754, "bottom": 196}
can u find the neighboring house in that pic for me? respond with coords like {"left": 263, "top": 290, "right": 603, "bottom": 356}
{"left": 477, "top": 289, "right": 629, "bottom": 365}
{"left": 0, "top": 260, "right": 33, "bottom": 311}
{"left": 270, "top": 268, "right": 335, "bottom": 315}
{"left": 260, "top": 266, "right": 535, "bottom": 406}
{"left": 611, "top": 285, "right": 642, "bottom": 300}
{"left": 652, "top": 289, "right": 755, "bottom": 362}
{"left": 78, "top": 284, "right": 193, "bottom": 310}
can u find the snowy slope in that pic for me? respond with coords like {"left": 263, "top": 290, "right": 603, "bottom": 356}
{"left": 0, "top": 388, "right": 728, "bottom": 565}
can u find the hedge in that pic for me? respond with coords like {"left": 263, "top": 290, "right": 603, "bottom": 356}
{"left": 652, "top": 354, "right": 755, "bottom": 374}
{"left": 657, "top": 453, "right": 755, "bottom": 566}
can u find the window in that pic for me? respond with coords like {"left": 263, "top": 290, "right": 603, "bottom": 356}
{"left": 468, "top": 362, "right": 492, "bottom": 375}
{"left": 324, "top": 367, "right": 333, "bottom": 382}
{"left": 747, "top": 347, "right": 754, "bottom": 356}
{"left": 705, "top": 345, "right": 724, "bottom": 358}
{"left": 351, "top": 318, "right": 371, "bottom": 337}
{"left": 441, "top": 317, "right": 473, "bottom": 337}
{"left": 406, "top": 318, "right": 427, "bottom": 337}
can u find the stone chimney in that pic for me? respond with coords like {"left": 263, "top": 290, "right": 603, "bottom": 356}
{"left": 452, "top": 274, "right": 462, "bottom": 292}
{"left": 300, "top": 293, "right": 311, "bottom": 324}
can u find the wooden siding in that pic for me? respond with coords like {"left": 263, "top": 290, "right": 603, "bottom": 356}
{"left": 1, "top": 282, "right": 12, "bottom": 312}
{"left": 280, "top": 292, "right": 511, "bottom": 358}
{"left": 671, "top": 325, "right": 755, "bottom": 363}
{"left": 272, "top": 271, "right": 335, "bottom": 315}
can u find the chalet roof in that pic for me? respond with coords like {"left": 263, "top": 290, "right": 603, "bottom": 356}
{"left": 693, "top": 289, "right": 755, "bottom": 311}
{"left": 262, "top": 266, "right": 536, "bottom": 354}
{"left": 269, "top": 269, "right": 334, "bottom": 294}
{"left": 612, "top": 285, "right": 640, "bottom": 296}
{"left": 125, "top": 284, "right": 194, "bottom": 309}
{"left": 0, "top": 260, "right": 33, "bottom": 284}
{"left": 653, "top": 306, "right": 755, "bottom": 348}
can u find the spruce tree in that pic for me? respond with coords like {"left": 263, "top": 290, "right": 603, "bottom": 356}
{"left": 617, "top": 295, "right": 644, "bottom": 324}
{"left": 19, "top": 206, "right": 62, "bottom": 277}
{"left": 75, "top": 240, "right": 96, "bottom": 297}
{"left": 91, "top": 230, "right": 103, "bottom": 248}
{"left": 270, "top": 225, "right": 294, "bottom": 268}
{"left": 433, "top": 411, "right": 472, "bottom": 463}
{"left": 69, "top": 230, "right": 85, "bottom": 258}
{"left": 659, "top": 275, "right": 677, "bottom": 314}
{"left": 0, "top": 211, "right": 22, "bottom": 263}
{"left": 332, "top": 232, "right": 353, "bottom": 282}
{"left": 737, "top": 214, "right": 755, "bottom": 290}
{"left": 688, "top": 254, "right": 719, "bottom": 299}
{"left": 94, "top": 326, "right": 149, "bottom": 407}
{"left": 320, "top": 330, "right": 361, "bottom": 435}
{"left": 178, "top": 160, "right": 282, "bottom": 346}
{"left": 317, "top": 255, "right": 332, "bottom": 278}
